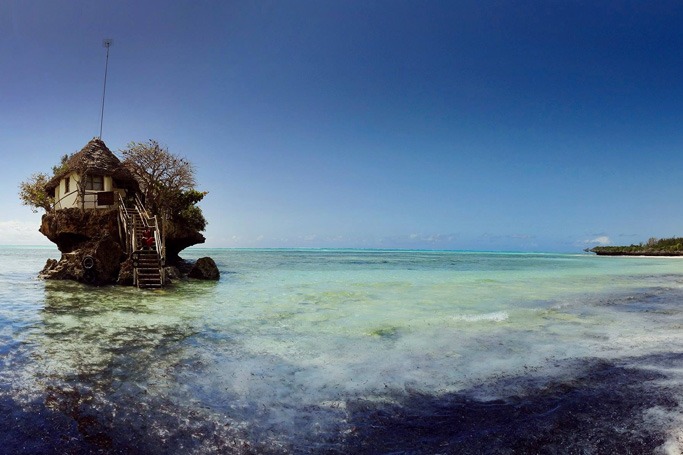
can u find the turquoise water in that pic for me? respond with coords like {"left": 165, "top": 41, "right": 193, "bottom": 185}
{"left": 2, "top": 247, "right": 683, "bottom": 453}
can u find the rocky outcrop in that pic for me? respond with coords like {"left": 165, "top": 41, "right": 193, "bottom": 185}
{"left": 117, "top": 258, "right": 134, "bottom": 286}
{"left": 39, "top": 207, "right": 213, "bottom": 286}
{"left": 164, "top": 224, "right": 206, "bottom": 264}
{"left": 188, "top": 257, "right": 220, "bottom": 280}
{"left": 40, "top": 208, "right": 121, "bottom": 254}
{"left": 39, "top": 233, "right": 125, "bottom": 285}
{"left": 164, "top": 266, "right": 182, "bottom": 281}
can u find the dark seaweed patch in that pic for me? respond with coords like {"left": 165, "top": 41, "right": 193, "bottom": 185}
{"left": 1, "top": 354, "right": 681, "bottom": 454}
{"left": 342, "top": 356, "right": 679, "bottom": 454}
{"left": 598, "top": 286, "right": 683, "bottom": 315}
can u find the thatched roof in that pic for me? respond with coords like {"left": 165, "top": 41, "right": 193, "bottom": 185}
{"left": 45, "top": 138, "right": 139, "bottom": 192}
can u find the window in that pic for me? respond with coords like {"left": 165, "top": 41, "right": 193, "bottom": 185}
{"left": 97, "top": 191, "right": 114, "bottom": 206}
{"left": 64, "top": 177, "right": 70, "bottom": 193}
{"left": 84, "top": 175, "right": 104, "bottom": 191}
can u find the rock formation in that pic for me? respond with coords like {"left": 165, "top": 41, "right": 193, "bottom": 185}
{"left": 188, "top": 257, "right": 220, "bottom": 281}
{"left": 164, "top": 224, "right": 206, "bottom": 264}
{"left": 39, "top": 209, "right": 125, "bottom": 284}
{"left": 39, "top": 207, "right": 214, "bottom": 286}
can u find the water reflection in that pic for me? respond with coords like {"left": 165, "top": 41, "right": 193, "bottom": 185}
{"left": 3, "top": 280, "right": 254, "bottom": 454}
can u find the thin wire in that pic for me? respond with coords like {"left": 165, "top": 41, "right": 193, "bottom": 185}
{"left": 99, "top": 42, "right": 111, "bottom": 139}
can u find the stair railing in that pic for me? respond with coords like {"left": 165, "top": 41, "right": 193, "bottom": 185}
{"left": 133, "top": 195, "right": 165, "bottom": 286}
{"left": 117, "top": 193, "right": 132, "bottom": 256}
{"left": 153, "top": 227, "right": 164, "bottom": 286}
{"left": 134, "top": 195, "right": 151, "bottom": 222}
{"left": 134, "top": 197, "right": 163, "bottom": 254}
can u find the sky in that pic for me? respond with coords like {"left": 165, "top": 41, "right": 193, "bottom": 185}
{"left": 2, "top": 1, "right": 683, "bottom": 252}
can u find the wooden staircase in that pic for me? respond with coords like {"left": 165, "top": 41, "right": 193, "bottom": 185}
{"left": 119, "top": 197, "right": 165, "bottom": 289}
{"left": 133, "top": 249, "right": 163, "bottom": 289}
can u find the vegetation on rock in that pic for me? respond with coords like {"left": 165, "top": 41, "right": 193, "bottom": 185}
{"left": 118, "top": 140, "right": 208, "bottom": 263}
{"left": 19, "top": 155, "right": 72, "bottom": 213}
{"left": 119, "top": 140, "right": 207, "bottom": 231}
{"left": 19, "top": 173, "right": 53, "bottom": 213}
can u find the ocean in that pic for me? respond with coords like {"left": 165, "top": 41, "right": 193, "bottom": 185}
{"left": 1, "top": 246, "right": 683, "bottom": 454}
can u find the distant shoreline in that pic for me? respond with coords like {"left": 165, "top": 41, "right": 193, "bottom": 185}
{"left": 590, "top": 238, "right": 683, "bottom": 257}
{"left": 592, "top": 251, "right": 683, "bottom": 257}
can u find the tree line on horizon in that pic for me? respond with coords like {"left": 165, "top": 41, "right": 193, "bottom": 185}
{"left": 591, "top": 236, "right": 683, "bottom": 255}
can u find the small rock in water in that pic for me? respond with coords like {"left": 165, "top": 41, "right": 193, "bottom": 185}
{"left": 188, "top": 257, "right": 220, "bottom": 280}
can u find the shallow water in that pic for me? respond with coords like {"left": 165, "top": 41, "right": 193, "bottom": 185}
{"left": 2, "top": 247, "right": 683, "bottom": 453}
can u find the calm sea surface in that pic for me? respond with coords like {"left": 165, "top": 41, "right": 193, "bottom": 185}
{"left": 2, "top": 247, "right": 683, "bottom": 453}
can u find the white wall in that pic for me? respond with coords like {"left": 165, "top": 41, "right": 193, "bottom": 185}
{"left": 53, "top": 173, "right": 125, "bottom": 210}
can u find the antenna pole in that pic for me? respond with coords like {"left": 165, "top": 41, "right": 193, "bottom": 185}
{"left": 99, "top": 39, "right": 112, "bottom": 139}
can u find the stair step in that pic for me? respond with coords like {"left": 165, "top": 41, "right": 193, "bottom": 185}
{"left": 128, "top": 203, "right": 164, "bottom": 289}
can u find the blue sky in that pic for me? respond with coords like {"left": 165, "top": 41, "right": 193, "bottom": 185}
{"left": 2, "top": 1, "right": 683, "bottom": 251}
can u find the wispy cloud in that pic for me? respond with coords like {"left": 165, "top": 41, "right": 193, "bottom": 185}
{"left": 408, "top": 233, "right": 456, "bottom": 244}
{"left": 580, "top": 235, "right": 611, "bottom": 245}
{"left": 480, "top": 233, "right": 536, "bottom": 241}
{"left": 0, "top": 220, "right": 50, "bottom": 245}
